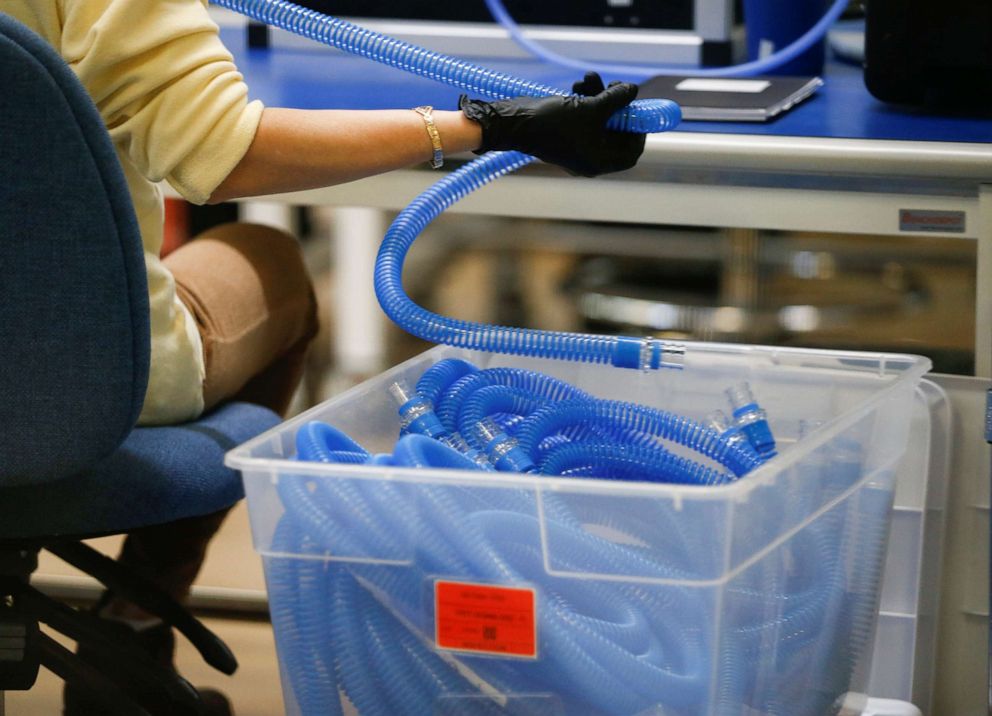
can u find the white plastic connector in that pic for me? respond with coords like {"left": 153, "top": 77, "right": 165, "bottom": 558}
{"left": 640, "top": 339, "right": 687, "bottom": 371}
{"left": 725, "top": 381, "right": 756, "bottom": 412}
{"left": 387, "top": 379, "right": 416, "bottom": 407}
{"left": 441, "top": 433, "right": 471, "bottom": 453}
{"left": 473, "top": 417, "right": 502, "bottom": 445}
{"left": 660, "top": 342, "right": 686, "bottom": 370}
{"left": 473, "top": 418, "right": 520, "bottom": 460}
{"left": 705, "top": 410, "right": 732, "bottom": 433}
{"left": 638, "top": 339, "right": 654, "bottom": 372}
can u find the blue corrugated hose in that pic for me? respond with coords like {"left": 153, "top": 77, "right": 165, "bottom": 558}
{"left": 279, "top": 404, "right": 879, "bottom": 715}
{"left": 372, "top": 151, "right": 688, "bottom": 371}
{"left": 211, "top": 0, "right": 680, "bottom": 134}
{"left": 215, "top": 0, "right": 684, "bottom": 368}
{"left": 265, "top": 358, "right": 883, "bottom": 715}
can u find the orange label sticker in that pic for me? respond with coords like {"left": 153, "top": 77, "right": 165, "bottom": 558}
{"left": 434, "top": 580, "right": 537, "bottom": 659}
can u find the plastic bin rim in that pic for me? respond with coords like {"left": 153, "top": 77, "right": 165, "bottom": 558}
{"left": 226, "top": 345, "right": 931, "bottom": 499}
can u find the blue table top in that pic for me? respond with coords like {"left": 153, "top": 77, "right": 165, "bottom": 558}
{"left": 223, "top": 28, "right": 991, "bottom": 145}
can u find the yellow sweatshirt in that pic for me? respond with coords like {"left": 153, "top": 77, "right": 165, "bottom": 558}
{"left": 5, "top": 0, "right": 264, "bottom": 425}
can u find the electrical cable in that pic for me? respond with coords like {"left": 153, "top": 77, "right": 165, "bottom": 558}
{"left": 482, "top": 0, "right": 850, "bottom": 80}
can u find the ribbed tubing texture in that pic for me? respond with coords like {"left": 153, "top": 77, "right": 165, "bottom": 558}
{"left": 213, "top": 0, "right": 681, "bottom": 133}
{"left": 515, "top": 399, "right": 761, "bottom": 477}
{"left": 274, "top": 385, "right": 872, "bottom": 715}
{"left": 415, "top": 358, "right": 480, "bottom": 406}
{"left": 433, "top": 366, "right": 590, "bottom": 433}
{"left": 374, "top": 153, "right": 685, "bottom": 369}
{"left": 539, "top": 442, "right": 731, "bottom": 485}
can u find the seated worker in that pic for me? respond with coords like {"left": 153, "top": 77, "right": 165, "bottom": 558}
{"left": 4, "top": 0, "right": 645, "bottom": 713}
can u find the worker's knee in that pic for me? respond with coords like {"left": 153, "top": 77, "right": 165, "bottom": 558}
{"left": 191, "top": 221, "right": 319, "bottom": 338}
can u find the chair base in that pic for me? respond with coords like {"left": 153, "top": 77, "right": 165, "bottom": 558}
{"left": 0, "top": 548, "right": 40, "bottom": 692}
{"left": 0, "top": 540, "right": 238, "bottom": 715}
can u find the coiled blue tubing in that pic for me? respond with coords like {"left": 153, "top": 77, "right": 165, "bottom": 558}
{"left": 281, "top": 428, "right": 856, "bottom": 715}
{"left": 303, "top": 360, "right": 764, "bottom": 483}
{"left": 270, "top": 361, "right": 860, "bottom": 715}
{"left": 286, "top": 430, "right": 711, "bottom": 715}
{"left": 212, "top": 0, "right": 681, "bottom": 134}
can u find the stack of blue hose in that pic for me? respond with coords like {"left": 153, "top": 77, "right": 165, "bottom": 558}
{"left": 267, "top": 358, "right": 886, "bottom": 715}
{"left": 295, "top": 359, "right": 774, "bottom": 478}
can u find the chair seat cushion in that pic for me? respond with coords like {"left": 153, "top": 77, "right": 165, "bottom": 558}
{"left": 0, "top": 402, "right": 280, "bottom": 540}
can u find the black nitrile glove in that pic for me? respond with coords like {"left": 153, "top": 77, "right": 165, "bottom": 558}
{"left": 459, "top": 72, "right": 646, "bottom": 177}
{"left": 571, "top": 70, "right": 611, "bottom": 97}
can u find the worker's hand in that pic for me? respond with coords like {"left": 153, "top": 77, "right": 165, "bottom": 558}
{"left": 571, "top": 71, "right": 610, "bottom": 97}
{"left": 459, "top": 73, "right": 646, "bottom": 177}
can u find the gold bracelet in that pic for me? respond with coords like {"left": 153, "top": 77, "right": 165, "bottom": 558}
{"left": 412, "top": 105, "right": 444, "bottom": 169}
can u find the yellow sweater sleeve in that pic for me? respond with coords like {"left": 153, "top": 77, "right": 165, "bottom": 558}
{"left": 60, "top": 0, "right": 263, "bottom": 205}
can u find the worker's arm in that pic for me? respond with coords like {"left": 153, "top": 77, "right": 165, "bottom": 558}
{"left": 207, "top": 107, "right": 482, "bottom": 204}
{"left": 209, "top": 79, "right": 646, "bottom": 203}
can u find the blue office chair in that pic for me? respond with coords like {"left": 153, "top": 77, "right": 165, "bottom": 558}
{"left": 0, "top": 13, "right": 281, "bottom": 715}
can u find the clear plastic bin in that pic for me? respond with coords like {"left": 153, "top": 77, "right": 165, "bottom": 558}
{"left": 227, "top": 343, "right": 931, "bottom": 716}
{"left": 864, "top": 379, "right": 950, "bottom": 711}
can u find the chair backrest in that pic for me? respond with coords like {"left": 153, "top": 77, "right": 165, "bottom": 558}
{"left": 0, "top": 14, "right": 150, "bottom": 485}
